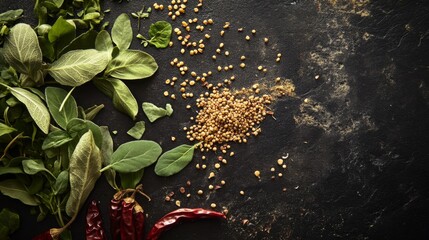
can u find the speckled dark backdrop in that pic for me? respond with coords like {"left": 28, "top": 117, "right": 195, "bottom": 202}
{"left": 1, "top": 0, "right": 428, "bottom": 239}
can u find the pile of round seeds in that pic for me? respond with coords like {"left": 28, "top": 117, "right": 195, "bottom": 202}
{"left": 186, "top": 88, "right": 272, "bottom": 151}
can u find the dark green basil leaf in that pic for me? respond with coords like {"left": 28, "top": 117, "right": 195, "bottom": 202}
{"left": 100, "top": 126, "right": 118, "bottom": 190}
{"left": 154, "top": 144, "right": 196, "bottom": 177}
{"left": 93, "top": 78, "right": 138, "bottom": 119}
{"left": 84, "top": 104, "right": 104, "bottom": 121}
{"left": 59, "top": 29, "right": 98, "bottom": 56}
{"left": 0, "top": 9, "right": 23, "bottom": 23}
{"left": 53, "top": 170, "right": 69, "bottom": 195}
{"left": 102, "top": 140, "right": 162, "bottom": 173}
{"left": 111, "top": 13, "right": 132, "bottom": 50}
{"left": 3, "top": 24, "right": 43, "bottom": 76}
{"left": 66, "top": 131, "right": 102, "bottom": 217}
{"left": 0, "top": 123, "right": 16, "bottom": 137}
{"left": 148, "top": 21, "right": 172, "bottom": 48}
{"left": 120, "top": 169, "right": 143, "bottom": 189}
{"left": 48, "top": 49, "right": 110, "bottom": 86}
{"left": 22, "top": 159, "right": 54, "bottom": 177}
{"left": 38, "top": 36, "right": 55, "bottom": 62}
{"left": 42, "top": 130, "right": 73, "bottom": 150}
{"left": 127, "top": 121, "right": 145, "bottom": 139}
{"left": 48, "top": 16, "right": 76, "bottom": 56}
{"left": 105, "top": 50, "right": 158, "bottom": 80}
{"left": 66, "top": 118, "right": 103, "bottom": 148}
{"left": 0, "top": 167, "right": 23, "bottom": 176}
{"left": 0, "top": 179, "right": 39, "bottom": 206}
{"left": 45, "top": 87, "right": 78, "bottom": 129}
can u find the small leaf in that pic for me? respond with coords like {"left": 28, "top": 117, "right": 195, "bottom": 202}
{"left": 105, "top": 50, "right": 158, "bottom": 80}
{"left": 148, "top": 21, "right": 172, "bottom": 48}
{"left": 53, "top": 170, "right": 69, "bottom": 195}
{"left": 0, "top": 9, "right": 24, "bottom": 23}
{"left": 66, "top": 131, "right": 102, "bottom": 217}
{"left": 48, "top": 49, "right": 109, "bottom": 86}
{"left": 3, "top": 23, "right": 43, "bottom": 76}
{"left": 0, "top": 208, "right": 20, "bottom": 234}
{"left": 42, "top": 130, "right": 73, "bottom": 150}
{"left": 84, "top": 104, "right": 104, "bottom": 121}
{"left": 0, "top": 167, "right": 23, "bottom": 176}
{"left": 7, "top": 87, "right": 50, "bottom": 134}
{"left": 0, "top": 179, "right": 39, "bottom": 206}
{"left": 22, "top": 159, "right": 53, "bottom": 176}
{"left": 155, "top": 144, "right": 197, "bottom": 177}
{"left": 95, "top": 30, "right": 113, "bottom": 53}
{"left": 0, "top": 123, "right": 16, "bottom": 137}
{"left": 127, "top": 121, "right": 145, "bottom": 139}
{"left": 104, "top": 140, "right": 162, "bottom": 173}
{"left": 111, "top": 13, "right": 132, "bottom": 50}
{"left": 100, "top": 126, "right": 117, "bottom": 190}
{"left": 93, "top": 78, "right": 138, "bottom": 119}
{"left": 48, "top": 16, "right": 76, "bottom": 56}
{"left": 142, "top": 102, "right": 171, "bottom": 122}
{"left": 45, "top": 87, "right": 78, "bottom": 129}
{"left": 59, "top": 29, "right": 98, "bottom": 56}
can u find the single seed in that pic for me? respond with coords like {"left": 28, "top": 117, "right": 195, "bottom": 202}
{"left": 216, "top": 48, "right": 221, "bottom": 54}
{"left": 163, "top": 91, "right": 169, "bottom": 96}
{"left": 282, "top": 164, "right": 287, "bottom": 169}
{"left": 186, "top": 104, "right": 191, "bottom": 109}
{"left": 197, "top": 190, "right": 203, "bottom": 195}
{"left": 221, "top": 159, "right": 227, "bottom": 164}
{"left": 170, "top": 94, "right": 176, "bottom": 99}
{"left": 180, "top": 48, "right": 185, "bottom": 54}
{"left": 208, "top": 18, "right": 213, "bottom": 24}
{"left": 225, "top": 51, "right": 230, "bottom": 56}
{"left": 228, "top": 64, "right": 233, "bottom": 69}
{"left": 240, "top": 63, "right": 246, "bottom": 68}
{"left": 251, "top": 29, "right": 256, "bottom": 34}
{"left": 271, "top": 167, "right": 275, "bottom": 172}
{"left": 277, "top": 53, "right": 282, "bottom": 57}
{"left": 171, "top": 136, "right": 176, "bottom": 141}
{"left": 219, "top": 43, "right": 224, "bottom": 48}
{"left": 263, "top": 68, "right": 267, "bottom": 73}
{"left": 254, "top": 170, "right": 261, "bottom": 178}
{"left": 194, "top": 7, "right": 199, "bottom": 13}
{"left": 257, "top": 65, "right": 263, "bottom": 71}
{"left": 220, "top": 30, "right": 225, "bottom": 36}
{"left": 276, "top": 57, "right": 281, "bottom": 62}
{"left": 202, "top": 164, "right": 207, "bottom": 169}
{"left": 278, "top": 173, "right": 283, "bottom": 177}
{"left": 245, "top": 35, "right": 250, "bottom": 41}
{"left": 240, "top": 190, "right": 245, "bottom": 195}
{"left": 196, "top": 163, "right": 200, "bottom": 169}
{"left": 210, "top": 203, "right": 217, "bottom": 208}
{"left": 220, "top": 180, "right": 226, "bottom": 185}
{"left": 175, "top": 200, "right": 181, "bottom": 207}
{"left": 277, "top": 159, "right": 284, "bottom": 165}
{"left": 208, "top": 185, "right": 214, "bottom": 190}
{"left": 205, "top": 33, "right": 211, "bottom": 39}
{"left": 264, "top": 37, "right": 269, "bottom": 43}
{"left": 229, "top": 152, "right": 235, "bottom": 156}
{"left": 169, "top": 41, "right": 174, "bottom": 47}
{"left": 208, "top": 171, "right": 215, "bottom": 179}
{"left": 215, "top": 163, "right": 221, "bottom": 169}
{"left": 240, "top": 55, "right": 246, "bottom": 61}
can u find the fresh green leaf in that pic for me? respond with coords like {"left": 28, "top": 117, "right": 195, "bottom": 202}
{"left": 101, "top": 140, "right": 162, "bottom": 173}
{"left": 120, "top": 169, "right": 143, "bottom": 189}
{"left": 95, "top": 30, "right": 113, "bottom": 53}
{"left": 48, "top": 16, "right": 76, "bottom": 56}
{"left": 0, "top": 123, "right": 16, "bottom": 137}
{"left": 38, "top": 36, "right": 55, "bottom": 62}
{"left": 48, "top": 49, "right": 110, "bottom": 86}
{"left": 127, "top": 121, "right": 145, "bottom": 139}
{"left": 0, "top": 179, "right": 39, "bottom": 206}
{"left": 148, "top": 21, "right": 172, "bottom": 48}
{"left": 3, "top": 23, "right": 43, "bottom": 76}
{"left": 105, "top": 50, "right": 158, "bottom": 80}
{"left": 66, "top": 118, "right": 103, "bottom": 148}
{"left": 0, "top": 9, "right": 24, "bottom": 24}
{"left": 45, "top": 87, "right": 78, "bottom": 129}
{"left": 53, "top": 170, "right": 69, "bottom": 195}
{"left": 66, "top": 131, "right": 102, "bottom": 217}
{"left": 142, "top": 102, "right": 172, "bottom": 122}
{"left": 59, "top": 29, "right": 98, "bottom": 56}
{"left": 0, "top": 167, "right": 23, "bottom": 176}
{"left": 42, "top": 130, "right": 73, "bottom": 150}
{"left": 6, "top": 86, "right": 50, "bottom": 134}
{"left": 155, "top": 144, "right": 197, "bottom": 177}
{"left": 0, "top": 208, "right": 19, "bottom": 234}
{"left": 83, "top": 104, "right": 104, "bottom": 121}
{"left": 111, "top": 13, "right": 132, "bottom": 50}
{"left": 22, "top": 159, "right": 54, "bottom": 177}
{"left": 93, "top": 78, "right": 138, "bottom": 119}
{"left": 27, "top": 175, "right": 44, "bottom": 194}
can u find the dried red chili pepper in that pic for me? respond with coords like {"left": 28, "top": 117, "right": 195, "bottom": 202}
{"left": 110, "top": 198, "right": 122, "bottom": 240}
{"left": 121, "top": 197, "right": 136, "bottom": 240}
{"left": 133, "top": 202, "right": 145, "bottom": 240}
{"left": 86, "top": 200, "right": 106, "bottom": 240}
{"left": 32, "top": 230, "right": 53, "bottom": 240}
{"left": 146, "top": 208, "right": 227, "bottom": 240}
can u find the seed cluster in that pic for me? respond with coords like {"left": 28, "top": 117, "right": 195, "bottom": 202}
{"left": 186, "top": 88, "right": 272, "bottom": 151}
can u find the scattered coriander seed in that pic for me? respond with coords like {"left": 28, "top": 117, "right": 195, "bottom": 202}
{"left": 223, "top": 66, "right": 229, "bottom": 71}
{"left": 240, "top": 63, "right": 246, "bottom": 68}
{"left": 257, "top": 65, "right": 263, "bottom": 71}
{"left": 210, "top": 203, "right": 217, "bottom": 208}
{"left": 251, "top": 29, "right": 256, "bottom": 34}
{"left": 225, "top": 51, "right": 230, "bottom": 56}
{"left": 175, "top": 200, "right": 181, "bottom": 207}
{"left": 197, "top": 190, "right": 203, "bottom": 195}
{"left": 240, "top": 190, "right": 245, "bottom": 195}
{"left": 194, "top": 7, "right": 199, "bottom": 13}
{"left": 219, "top": 43, "right": 224, "bottom": 48}
{"left": 262, "top": 68, "right": 267, "bottom": 73}
{"left": 212, "top": 55, "right": 217, "bottom": 60}
{"left": 245, "top": 35, "right": 250, "bottom": 40}
{"left": 208, "top": 185, "right": 214, "bottom": 190}
{"left": 216, "top": 48, "right": 221, "bottom": 54}
{"left": 186, "top": 193, "right": 191, "bottom": 198}
{"left": 220, "top": 30, "right": 225, "bottom": 36}
{"left": 220, "top": 180, "right": 226, "bottom": 185}
{"left": 221, "top": 159, "right": 227, "bottom": 164}
{"left": 179, "top": 187, "right": 186, "bottom": 194}
{"left": 254, "top": 170, "right": 261, "bottom": 178}
{"left": 172, "top": 15, "right": 176, "bottom": 20}
{"left": 186, "top": 104, "right": 191, "bottom": 109}
{"left": 171, "top": 136, "right": 176, "bottom": 141}
{"left": 278, "top": 173, "right": 283, "bottom": 177}
{"left": 240, "top": 55, "right": 246, "bottom": 61}
{"left": 264, "top": 37, "right": 269, "bottom": 43}
{"left": 163, "top": 91, "right": 169, "bottom": 96}
{"left": 202, "top": 155, "right": 206, "bottom": 160}
{"left": 215, "top": 163, "right": 221, "bottom": 169}
{"left": 277, "top": 53, "right": 282, "bottom": 58}
{"left": 208, "top": 172, "right": 215, "bottom": 179}
{"left": 282, "top": 164, "right": 287, "bottom": 169}
{"left": 270, "top": 167, "right": 275, "bottom": 172}
{"left": 180, "top": 48, "right": 185, "bottom": 54}
{"left": 277, "top": 159, "right": 284, "bottom": 165}
{"left": 208, "top": 18, "right": 213, "bottom": 24}
{"left": 165, "top": 196, "right": 171, "bottom": 201}
{"left": 193, "top": 18, "right": 198, "bottom": 23}
{"left": 202, "top": 164, "right": 207, "bottom": 169}
{"left": 276, "top": 57, "right": 281, "bottom": 62}
{"left": 196, "top": 163, "right": 200, "bottom": 169}
{"left": 169, "top": 41, "right": 174, "bottom": 47}
{"left": 229, "top": 152, "right": 235, "bottom": 156}
{"left": 217, "top": 66, "right": 222, "bottom": 71}
{"left": 205, "top": 33, "right": 211, "bottom": 39}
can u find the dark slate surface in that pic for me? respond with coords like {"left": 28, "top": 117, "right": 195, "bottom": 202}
{"left": 1, "top": 0, "right": 428, "bottom": 239}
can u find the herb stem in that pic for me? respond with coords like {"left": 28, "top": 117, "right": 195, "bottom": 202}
{"left": 57, "top": 201, "right": 65, "bottom": 227}
{"left": 59, "top": 87, "right": 76, "bottom": 112}
{"left": 99, "top": 165, "right": 112, "bottom": 173}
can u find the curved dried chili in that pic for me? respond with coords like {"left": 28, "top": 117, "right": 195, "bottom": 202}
{"left": 121, "top": 197, "right": 136, "bottom": 240}
{"left": 133, "top": 202, "right": 145, "bottom": 240}
{"left": 86, "top": 200, "right": 106, "bottom": 240}
{"left": 146, "top": 208, "right": 227, "bottom": 240}
{"left": 110, "top": 198, "right": 122, "bottom": 240}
